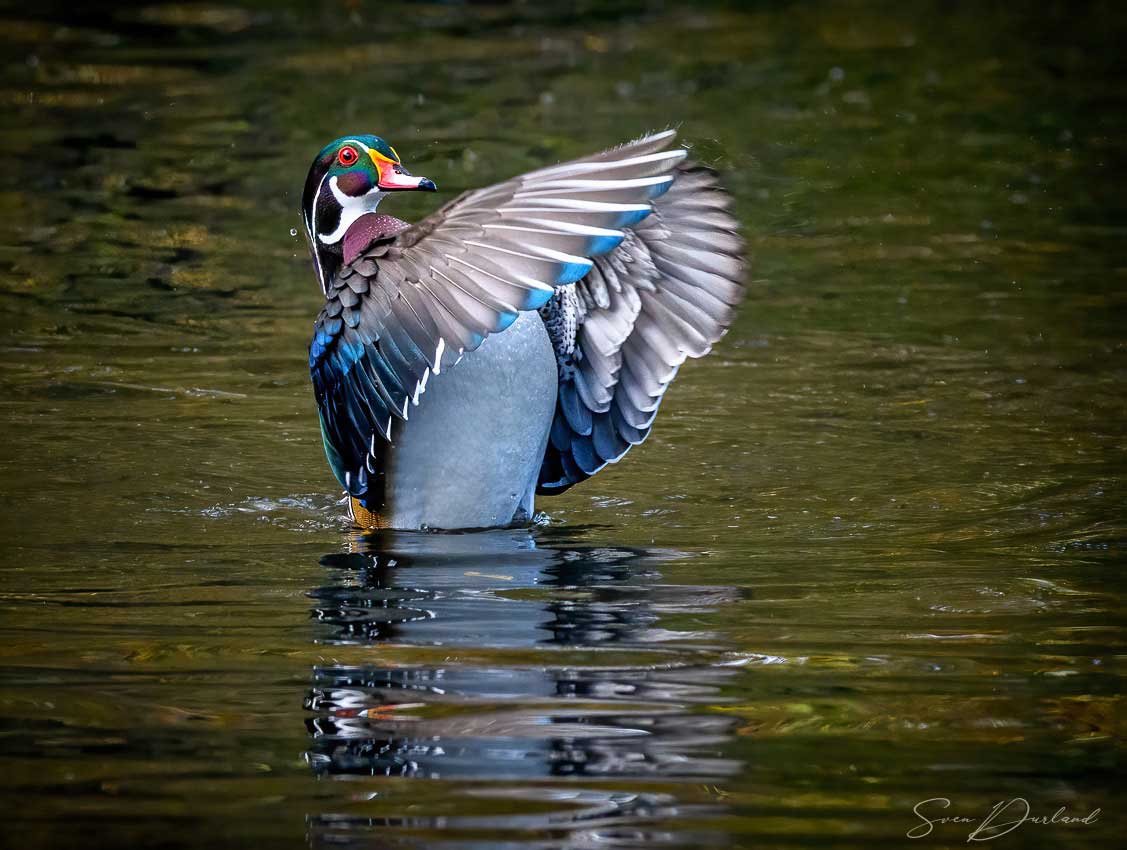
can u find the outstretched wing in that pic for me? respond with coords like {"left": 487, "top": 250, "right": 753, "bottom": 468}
{"left": 536, "top": 163, "right": 745, "bottom": 495}
{"left": 310, "top": 130, "right": 687, "bottom": 503}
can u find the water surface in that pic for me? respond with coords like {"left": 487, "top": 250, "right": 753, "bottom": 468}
{"left": 0, "top": 1, "right": 1124, "bottom": 847}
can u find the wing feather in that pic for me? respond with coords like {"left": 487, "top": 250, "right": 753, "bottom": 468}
{"left": 536, "top": 163, "right": 746, "bottom": 495}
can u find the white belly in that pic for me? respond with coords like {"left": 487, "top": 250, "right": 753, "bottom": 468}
{"left": 382, "top": 310, "right": 558, "bottom": 530}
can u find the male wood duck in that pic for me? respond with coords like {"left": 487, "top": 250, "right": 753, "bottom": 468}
{"left": 301, "top": 130, "right": 744, "bottom": 530}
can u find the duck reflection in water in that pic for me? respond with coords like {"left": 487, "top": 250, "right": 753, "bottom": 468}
{"left": 303, "top": 528, "right": 744, "bottom": 847}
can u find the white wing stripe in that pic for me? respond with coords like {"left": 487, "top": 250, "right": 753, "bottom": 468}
{"left": 522, "top": 148, "right": 687, "bottom": 180}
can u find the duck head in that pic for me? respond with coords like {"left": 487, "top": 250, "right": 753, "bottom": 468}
{"left": 301, "top": 135, "right": 436, "bottom": 293}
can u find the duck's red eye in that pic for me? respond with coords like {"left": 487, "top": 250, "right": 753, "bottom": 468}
{"left": 337, "top": 146, "right": 359, "bottom": 166}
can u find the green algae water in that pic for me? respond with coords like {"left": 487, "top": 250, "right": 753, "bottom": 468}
{"left": 0, "top": 2, "right": 1124, "bottom": 847}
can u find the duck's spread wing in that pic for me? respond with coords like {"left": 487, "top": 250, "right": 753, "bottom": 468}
{"left": 537, "top": 163, "right": 745, "bottom": 495}
{"left": 309, "top": 130, "right": 688, "bottom": 500}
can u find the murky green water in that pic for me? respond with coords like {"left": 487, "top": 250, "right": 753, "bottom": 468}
{"left": 1, "top": 1, "right": 1124, "bottom": 847}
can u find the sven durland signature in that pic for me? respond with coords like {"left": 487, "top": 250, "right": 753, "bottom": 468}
{"left": 907, "top": 797, "right": 1100, "bottom": 841}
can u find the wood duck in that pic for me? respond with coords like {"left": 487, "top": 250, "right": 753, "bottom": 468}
{"left": 301, "top": 130, "right": 744, "bottom": 531}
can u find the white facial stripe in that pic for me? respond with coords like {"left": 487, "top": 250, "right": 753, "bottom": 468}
{"left": 354, "top": 138, "right": 397, "bottom": 164}
{"left": 306, "top": 170, "right": 332, "bottom": 292}
{"left": 317, "top": 176, "right": 386, "bottom": 245}
{"left": 309, "top": 170, "right": 330, "bottom": 246}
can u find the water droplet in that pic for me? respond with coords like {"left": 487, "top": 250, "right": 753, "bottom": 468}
{"left": 289, "top": 228, "right": 298, "bottom": 237}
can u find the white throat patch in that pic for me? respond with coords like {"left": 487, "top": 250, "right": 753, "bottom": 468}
{"left": 316, "top": 176, "right": 386, "bottom": 246}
